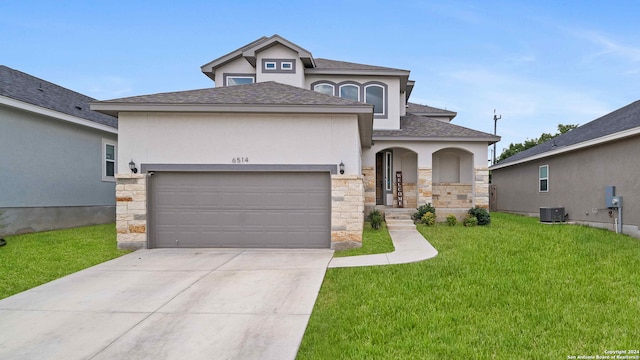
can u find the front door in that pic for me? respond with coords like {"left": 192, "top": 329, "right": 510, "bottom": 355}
{"left": 375, "top": 151, "right": 393, "bottom": 205}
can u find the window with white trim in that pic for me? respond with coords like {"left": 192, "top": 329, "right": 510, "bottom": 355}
{"left": 264, "top": 61, "right": 277, "bottom": 70}
{"left": 102, "top": 139, "right": 117, "bottom": 182}
{"left": 539, "top": 165, "right": 548, "bottom": 192}
{"left": 225, "top": 75, "right": 255, "bottom": 86}
{"left": 339, "top": 84, "right": 359, "bottom": 101}
{"left": 313, "top": 83, "right": 335, "bottom": 96}
{"left": 281, "top": 61, "right": 293, "bottom": 70}
{"left": 365, "top": 84, "right": 385, "bottom": 115}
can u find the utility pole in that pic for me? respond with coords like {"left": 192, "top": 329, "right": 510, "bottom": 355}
{"left": 493, "top": 109, "right": 501, "bottom": 165}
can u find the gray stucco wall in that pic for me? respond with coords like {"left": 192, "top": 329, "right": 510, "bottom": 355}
{"left": 0, "top": 104, "right": 117, "bottom": 235}
{"left": 492, "top": 135, "right": 640, "bottom": 237}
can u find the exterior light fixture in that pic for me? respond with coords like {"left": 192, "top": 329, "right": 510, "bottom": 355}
{"left": 129, "top": 159, "right": 138, "bottom": 174}
{"left": 339, "top": 161, "right": 345, "bottom": 175}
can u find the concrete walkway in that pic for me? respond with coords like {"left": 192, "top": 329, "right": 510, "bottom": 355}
{"left": 329, "top": 219, "right": 438, "bottom": 268}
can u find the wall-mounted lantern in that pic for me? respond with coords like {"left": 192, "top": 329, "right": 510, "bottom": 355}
{"left": 339, "top": 161, "right": 345, "bottom": 175}
{"left": 129, "top": 159, "right": 138, "bottom": 174}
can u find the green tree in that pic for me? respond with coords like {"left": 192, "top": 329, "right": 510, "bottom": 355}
{"left": 497, "top": 123, "right": 578, "bottom": 163}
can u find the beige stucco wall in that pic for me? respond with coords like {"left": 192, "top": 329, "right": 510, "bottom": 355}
{"left": 213, "top": 60, "right": 256, "bottom": 86}
{"left": 362, "top": 141, "right": 489, "bottom": 168}
{"left": 256, "top": 44, "right": 305, "bottom": 88}
{"left": 117, "top": 112, "right": 362, "bottom": 175}
{"left": 304, "top": 75, "right": 401, "bottom": 130}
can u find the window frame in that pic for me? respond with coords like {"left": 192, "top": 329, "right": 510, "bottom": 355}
{"left": 102, "top": 139, "right": 117, "bottom": 182}
{"left": 223, "top": 73, "right": 256, "bottom": 86}
{"left": 280, "top": 61, "right": 293, "bottom": 70}
{"left": 339, "top": 83, "right": 360, "bottom": 101}
{"left": 264, "top": 61, "right": 277, "bottom": 70}
{"left": 312, "top": 82, "right": 336, "bottom": 96}
{"left": 539, "top": 165, "right": 549, "bottom": 192}
{"left": 364, "top": 83, "right": 386, "bottom": 117}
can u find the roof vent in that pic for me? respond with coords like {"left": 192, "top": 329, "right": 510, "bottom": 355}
{"left": 75, "top": 106, "right": 83, "bottom": 110}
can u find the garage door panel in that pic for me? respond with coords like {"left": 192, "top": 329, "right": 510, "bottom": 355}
{"left": 151, "top": 172, "right": 331, "bottom": 248}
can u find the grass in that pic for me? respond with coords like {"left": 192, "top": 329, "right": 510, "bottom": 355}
{"left": 333, "top": 221, "right": 395, "bottom": 258}
{"left": 0, "top": 224, "right": 129, "bottom": 299}
{"left": 298, "top": 212, "right": 640, "bottom": 359}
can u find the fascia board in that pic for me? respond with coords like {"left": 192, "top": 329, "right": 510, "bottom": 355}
{"left": 1, "top": 95, "right": 118, "bottom": 134}
{"left": 372, "top": 135, "right": 500, "bottom": 144}
{"left": 304, "top": 68, "right": 410, "bottom": 77}
{"left": 490, "top": 127, "right": 640, "bottom": 170}
{"left": 89, "top": 102, "right": 373, "bottom": 116}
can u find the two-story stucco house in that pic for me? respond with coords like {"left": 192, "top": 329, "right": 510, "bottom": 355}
{"left": 91, "top": 35, "right": 499, "bottom": 250}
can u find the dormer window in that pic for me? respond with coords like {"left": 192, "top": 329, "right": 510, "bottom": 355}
{"left": 262, "top": 59, "right": 296, "bottom": 73}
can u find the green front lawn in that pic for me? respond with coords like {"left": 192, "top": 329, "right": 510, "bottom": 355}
{"left": 298, "top": 213, "right": 640, "bottom": 359}
{"left": 333, "top": 221, "right": 395, "bottom": 257}
{"left": 0, "top": 224, "right": 129, "bottom": 299}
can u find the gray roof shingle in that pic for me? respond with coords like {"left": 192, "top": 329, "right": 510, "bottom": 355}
{"left": 313, "top": 58, "right": 409, "bottom": 72}
{"left": 497, "top": 99, "right": 640, "bottom": 165}
{"left": 373, "top": 113, "right": 499, "bottom": 142}
{"left": 101, "top": 81, "right": 369, "bottom": 107}
{"left": 0, "top": 65, "right": 117, "bottom": 128}
{"left": 406, "top": 102, "right": 457, "bottom": 116}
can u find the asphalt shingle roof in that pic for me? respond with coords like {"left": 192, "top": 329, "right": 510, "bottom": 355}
{"left": 373, "top": 113, "right": 499, "bottom": 141}
{"left": 102, "top": 81, "right": 369, "bottom": 107}
{"left": 0, "top": 65, "right": 117, "bottom": 128}
{"left": 313, "top": 58, "right": 409, "bottom": 72}
{"left": 406, "top": 102, "right": 457, "bottom": 116}
{"left": 498, "top": 99, "right": 640, "bottom": 165}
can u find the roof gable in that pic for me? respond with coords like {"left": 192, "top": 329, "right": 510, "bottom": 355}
{"left": 407, "top": 102, "right": 457, "bottom": 121}
{"left": 495, "top": 99, "right": 640, "bottom": 167}
{"left": 201, "top": 35, "right": 315, "bottom": 81}
{"left": 0, "top": 65, "right": 117, "bottom": 128}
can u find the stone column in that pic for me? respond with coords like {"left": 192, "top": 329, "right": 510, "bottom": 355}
{"left": 361, "top": 166, "right": 376, "bottom": 212}
{"left": 115, "top": 174, "right": 147, "bottom": 250}
{"left": 331, "top": 175, "right": 364, "bottom": 250}
{"left": 474, "top": 167, "right": 490, "bottom": 209}
{"left": 417, "top": 167, "right": 433, "bottom": 206}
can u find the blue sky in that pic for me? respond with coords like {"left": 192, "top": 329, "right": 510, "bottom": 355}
{"left": 2, "top": 0, "right": 639, "bottom": 156}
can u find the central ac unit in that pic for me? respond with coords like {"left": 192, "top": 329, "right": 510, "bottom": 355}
{"left": 540, "top": 207, "right": 565, "bottom": 222}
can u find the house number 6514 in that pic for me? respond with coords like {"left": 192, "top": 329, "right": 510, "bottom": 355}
{"left": 232, "top": 157, "right": 249, "bottom": 163}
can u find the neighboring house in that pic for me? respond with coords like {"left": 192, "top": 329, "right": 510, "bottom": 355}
{"left": 490, "top": 100, "right": 640, "bottom": 239}
{"left": 0, "top": 65, "right": 118, "bottom": 235}
{"left": 91, "top": 35, "right": 499, "bottom": 250}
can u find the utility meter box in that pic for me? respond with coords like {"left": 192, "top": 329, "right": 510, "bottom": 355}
{"left": 606, "top": 186, "right": 616, "bottom": 208}
{"left": 610, "top": 196, "right": 623, "bottom": 208}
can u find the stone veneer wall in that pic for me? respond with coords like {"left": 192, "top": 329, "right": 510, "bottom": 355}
{"left": 432, "top": 183, "right": 473, "bottom": 208}
{"left": 115, "top": 174, "right": 147, "bottom": 250}
{"left": 331, "top": 175, "right": 364, "bottom": 250}
{"left": 362, "top": 166, "right": 376, "bottom": 210}
{"left": 417, "top": 168, "right": 433, "bottom": 206}
{"left": 474, "top": 167, "right": 490, "bottom": 209}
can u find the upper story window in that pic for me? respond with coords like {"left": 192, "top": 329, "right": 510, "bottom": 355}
{"left": 339, "top": 84, "right": 359, "bottom": 101}
{"left": 224, "top": 74, "right": 255, "bottom": 86}
{"left": 102, "top": 139, "right": 117, "bottom": 182}
{"left": 313, "top": 83, "right": 335, "bottom": 96}
{"left": 364, "top": 83, "right": 385, "bottom": 115}
{"left": 262, "top": 59, "right": 296, "bottom": 73}
{"left": 539, "top": 165, "right": 549, "bottom": 192}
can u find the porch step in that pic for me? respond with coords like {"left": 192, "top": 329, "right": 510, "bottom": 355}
{"left": 382, "top": 208, "right": 414, "bottom": 220}
{"left": 386, "top": 219, "right": 416, "bottom": 231}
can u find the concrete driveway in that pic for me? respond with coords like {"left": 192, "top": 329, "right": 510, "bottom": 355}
{"left": 0, "top": 248, "right": 334, "bottom": 360}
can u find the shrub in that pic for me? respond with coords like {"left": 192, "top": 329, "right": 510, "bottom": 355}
{"left": 468, "top": 206, "right": 491, "bottom": 225}
{"left": 368, "top": 209, "right": 383, "bottom": 230}
{"left": 413, "top": 203, "right": 436, "bottom": 222}
{"left": 421, "top": 211, "right": 436, "bottom": 226}
{"left": 446, "top": 215, "right": 457, "bottom": 226}
{"left": 463, "top": 215, "right": 478, "bottom": 227}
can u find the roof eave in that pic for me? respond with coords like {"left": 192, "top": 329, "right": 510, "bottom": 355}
{"left": 372, "top": 135, "right": 500, "bottom": 144}
{"left": 2, "top": 95, "right": 117, "bottom": 134}
{"left": 305, "top": 68, "right": 410, "bottom": 77}
{"left": 490, "top": 126, "right": 640, "bottom": 170}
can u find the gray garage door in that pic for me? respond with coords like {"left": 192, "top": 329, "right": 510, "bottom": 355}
{"left": 150, "top": 172, "right": 331, "bottom": 248}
